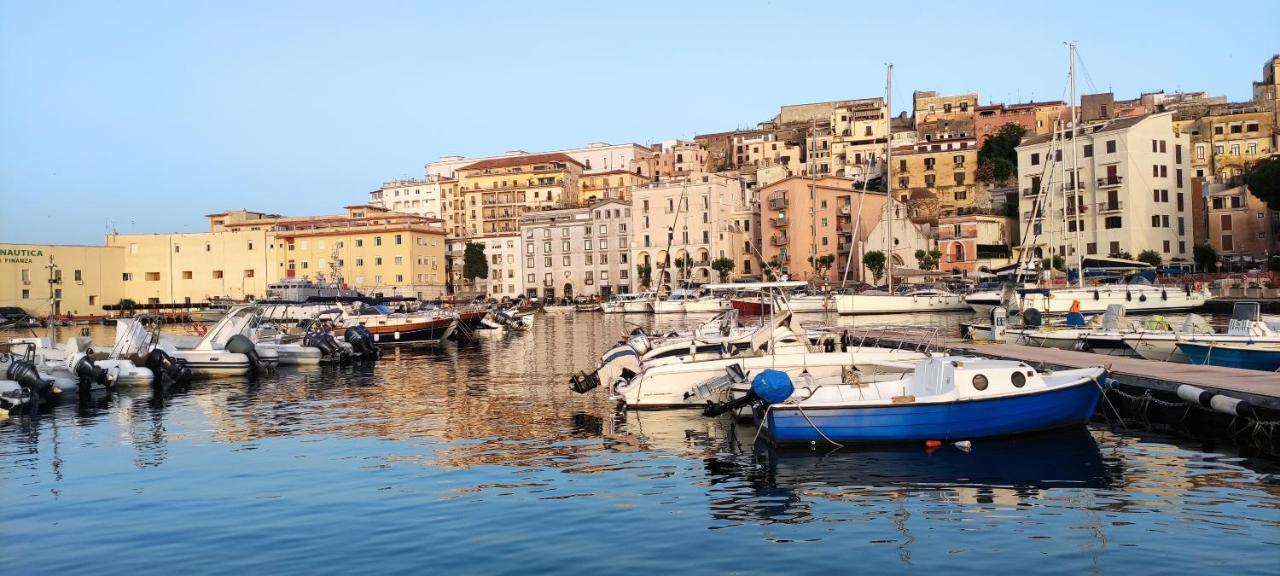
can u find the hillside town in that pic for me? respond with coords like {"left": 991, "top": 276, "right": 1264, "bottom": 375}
{"left": 3, "top": 53, "right": 1279, "bottom": 317}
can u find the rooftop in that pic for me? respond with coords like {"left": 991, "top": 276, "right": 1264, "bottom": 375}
{"left": 458, "top": 152, "right": 584, "bottom": 171}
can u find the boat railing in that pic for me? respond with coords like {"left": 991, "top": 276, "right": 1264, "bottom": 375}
{"left": 808, "top": 324, "right": 945, "bottom": 355}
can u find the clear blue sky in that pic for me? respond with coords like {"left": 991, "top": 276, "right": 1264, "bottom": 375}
{"left": 2, "top": 1, "right": 1278, "bottom": 244}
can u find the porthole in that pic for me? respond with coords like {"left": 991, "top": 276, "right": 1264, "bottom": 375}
{"left": 972, "top": 374, "right": 989, "bottom": 391}
{"left": 1012, "top": 372, "right": 1026, "bottom": 388}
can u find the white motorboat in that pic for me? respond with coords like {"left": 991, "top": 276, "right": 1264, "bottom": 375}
{"left": 1017, "top": 283, "right": 1210, "bottom": 315}
{"left": 835, "top": 288, "right": 969, "bottom": 315}
{"left": 1123, "top": 302, "right": 1278, "bottom": 363}
{"left": 622, "top": 292, "right": 656, "bottom": 314}
{"left": 155, "top": 306, "right": 278, "bottom": 377}
{"left": 784, "top": 293, "right": 835, "bottom": 313}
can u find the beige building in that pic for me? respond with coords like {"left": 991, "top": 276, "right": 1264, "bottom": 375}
{"left": 520, "top": 199, "right": 632, "bottom": 299}
{"left": 454, "top": 152, "right": 584, "bottom": 238}
{"left": 630, "top": 173, "right": 750, "bottom": 288}
{"left": 892, "top": 119, "right": 979, "bottom": 220}
{"left": 1191, "top": 105, "right": 1274, "bottom": 180}
{"left": 831, "top": 98, "right": 889, "bottom": 182}
{"left": 913, "top": 91, "right": 978, "bottom": 128}
{"left": 106, "top": 228, "right": 275, "bottom": 305}
{"left": 578, "top": 170, "right": 649, "bottom": 203}
{"left": 370, "top": 176, "right": 448, "bottom": 219}
{"left": 936, "top": 214, "right": 1015, "bottom": 277}
{"left": 0, "top": 243, "right": 125, "bottom": 319}
{"left": 1205, "top": 181, "right": 1277, "bottom": 262}
{"left": 427, "top": 142, "right": 653, "bottom": 180}
{"left": 1016, "top": 112, "right": 1193, "bottom": 263}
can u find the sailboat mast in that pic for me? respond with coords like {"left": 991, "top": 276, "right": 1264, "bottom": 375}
{"left": 885, "top": 64, "right": 894, "bottom": 290}
{"left": 1068, "top": 41, "right": 1083, "bottom": 288}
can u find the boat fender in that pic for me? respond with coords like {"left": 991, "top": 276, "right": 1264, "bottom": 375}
{"left": 1209, "top": 394, "right": 1256, "bottom": 418}
{"left": 1093, "top": 289, "right": 1100, "bottom": 301}
{"left": 954, "top": 440, "right": 972, "bottom": 453}
{"left": 1139, "top": 294, "right": 1147, "bottom": 302}
{"left": 1125, "top": 291, "right": 1132, "bottom": 302}
{"left": 225, "top": 334, "right": 261, "bottom": 374}
{"left": 840, "top": 331, "right": 851, "bottom": 352}
{"left": 1175, "top": 384, "right": 1214, "bottom": 407}
{"left": 6, "top": 360, "right": 55, "bottom": 398}
{"left": 1161, "top": 289, "right": 1168, "bottom": 301}
{"left": 823, "top": 337, "right": 835, "bottom": 353}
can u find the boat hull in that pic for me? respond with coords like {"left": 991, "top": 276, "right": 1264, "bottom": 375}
{"left": 622, "top": 301, "right": 652, "bottom": 313}
{"left": 652, "top": 300, "right": 685, "bottom": 314}
{"left": 730, "top": 298, "right": 772, "bottom": 316}
{"left": 1177, "top": 342, "right": 1280, "bottom": 371}
{"left": 760, "top": 379, "right": 1101, "bottom": 444}
{"left": 352, "top": 318, "right": 457, "bottom": 344}
{"left": 683, "top": 298, "right": 731, "bottom": 314}
{"left": 1020, "top": 286, "right": 1207, "bottom": 315}
{"left": 835, "top": 293, "right": 969, "bottom": 315}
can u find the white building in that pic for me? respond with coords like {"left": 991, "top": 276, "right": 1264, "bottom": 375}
{"left": 1016, "top": 112, "right": 1194, "bottom": 262}
{"left": 370, "top": 177, "right": 445, "bottom": 219}
{"left": 519, "top": 199, "right": 632, "bottom": 300}
{"left": 428, "top": 142, "right": 653, "bottom": 180}
{"left": 449, "top": 235, "right": 524, "bottom": 298}
{"left": 630, "top": 173, "right": 752, "bottom": 289}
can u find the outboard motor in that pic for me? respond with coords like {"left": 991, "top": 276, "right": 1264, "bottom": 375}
{"left": 306, "top": 331, "right": 341, "bottom": 359}
{"left": 70, "top": 353, "right": 111, "bottom": 389}
{"left": 145, "top": 349, "right": 193, "bottom": 383}
{"left": 702, "top": 369, "right": 795, "bottom": 417}
{"left": 6, "top": 359, "right": 55, "bottom": 400}
{"left": 224, "top": 334, "right": 262, "bottom": 375}
{"left": 343, "top": 326, "right": 377, "bottom": 358}
{"left": 354, "top": 325, "right": 379, "bottom": 358}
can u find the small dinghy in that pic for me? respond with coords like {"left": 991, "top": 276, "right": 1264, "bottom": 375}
{"left": 1176, "top": 341, "right": 1280, "bottom": 372}
{"left": 705, "top": 356, "right": 1108, "bottom": 445}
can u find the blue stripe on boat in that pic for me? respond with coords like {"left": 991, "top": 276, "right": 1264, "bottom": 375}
{"left": 759, "top": 379, "right": 1101, "bottom": 445}
{"left": 603, "top": 348, "right": 638, "bottom": 363}
{"left": 1177, "top": 342, "right": 1280, "bottom": 371}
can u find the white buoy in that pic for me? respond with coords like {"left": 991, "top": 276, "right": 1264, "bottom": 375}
{"left": 954, "top": 440, "right": 972, "bottom": 453}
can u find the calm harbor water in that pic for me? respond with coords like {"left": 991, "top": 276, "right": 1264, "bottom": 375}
{"left": 2, "top": 313, "right": 1278, "bottom": 575}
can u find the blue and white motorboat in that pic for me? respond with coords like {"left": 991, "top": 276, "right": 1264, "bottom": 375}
{"left": 726, "top": 357, "right": 1107, "bottom": 445}
{"left": 1175, "top": 341, "right": 1280, "bottom": 372}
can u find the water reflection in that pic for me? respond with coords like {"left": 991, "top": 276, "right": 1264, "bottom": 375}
{"left": 2, "top": 317, "right": 1279, "bottom": 575}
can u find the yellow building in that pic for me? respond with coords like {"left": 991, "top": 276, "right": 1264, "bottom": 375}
{"left": 0, "top": 243, "right": 124, "bottom": 318}
{"left": 1192, "top": 107, "right": 1274, "bottom": 180}
{"left": 579, "top": 170, "right": 649, "bottom": 202}
{"left": 105, "top": 229, "right": 274, "bottom": 305}
{"left": 830, "top": 97, "right": 889, "bottom": 181}
{"left": 892, "top": 135, "right": 979, "bottom": 221}
{"left": 455, "top": 152, "right": 584, "bottom": 238}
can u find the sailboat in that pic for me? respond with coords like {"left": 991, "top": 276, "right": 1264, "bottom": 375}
{"left": 834, "top": 64, "right": 969, "bottom": 316}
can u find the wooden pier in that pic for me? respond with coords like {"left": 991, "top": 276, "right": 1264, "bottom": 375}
{"left": 947, "top": 340, "right": 1280, "bottom": 411}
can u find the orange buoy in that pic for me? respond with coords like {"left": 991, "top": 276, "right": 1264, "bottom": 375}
{"left": 1069, "top": 300, "right": 1081, "bottom": 313}
{"left": 925, "top": 440, "right": 942, "bottom": 448}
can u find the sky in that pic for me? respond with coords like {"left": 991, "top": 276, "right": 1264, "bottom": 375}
{"left": 2, "top": 1, "right": 1278, "bottom": 244}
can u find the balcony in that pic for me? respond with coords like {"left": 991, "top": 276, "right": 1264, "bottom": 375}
{"left": 1061, "top": 203, "right": 1087, "bottom": 216}
{"left": 768, "top": 194, "right": 788, "bottom": 209}
{"left": 1097, "top": 201, "right": 1123, "bottom": 213}
{"left": 838, "top": 205, "right": 851, "bottom": 215}
{"left": 771, "top": 216, "right": 788, "bottom": 228}
{"left": 1021, "top": 187, "right": 1039, "bottom": 198}
{"left": 1096, "top": 176, "right": 1123, "bottom": 189}
{"left": 770, "top": 234, "right": 789, "bottom": 246}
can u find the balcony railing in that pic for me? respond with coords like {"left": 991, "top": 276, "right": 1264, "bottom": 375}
{"left": 1097, "top": 201, "right": 1123, "bottom": 213}
{"left": 771, "top": 217, "right": 788, "bottom": 228}
{"left": 1021, "top": 187, "right": 1039, "bottom": 198}
{"left": 1061, "top": 203, "right": 1087, "bottom": 216}
{"left": 1096, "top": 176, "right": 1123, "bottom": 188}
{"left": 770, "top": 235, "right": 788, "bottom": 246}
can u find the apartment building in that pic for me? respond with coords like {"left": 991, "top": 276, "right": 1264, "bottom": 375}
{"left": 579, "top": 170, "right": 649, "bottom": 203}
{"left": 1016, "top": 112, "right": 1194, "bottom": 262}
{"left": 891, "top": 119, "right": 979, "bottom": 220}
{"left": 427, "top": 142, "right": 653, "bottom": 180}
{"left": 0, "top": 243, "right": 125, "bottom": 318}
{"left": 830, "top": 98, "right": 888, "bottom": 182}
{"left": 471, "top": 234, "right": 525, "bottom": 298}
{"left": 630, "top": 173, "right": 750, "bottom": 289}
{"left": 520, "top": 199, "right": 631, "bottom": 299}
{"left": 936, "top": 214, "right": 1015, "bottom": 277}
{"left": 1204, "top": 181, "right": 1277, "bottom": 262}
{"left": 1190, "top": 105, "right": 1274, "bottom": 180}
{"left": 212, "top": 206, "right": 446, "bottom": 298}
{"left": 912, "top": 91, "right": 978, "bottom": 128}
{"left": 454, "top": 152, "right": 584, "bottom": 238}
{"left": 650, "top": 140, "right": 707, "bottom": 179}
{"left": 370, "top": 176, "right": 448, "bottom": 219}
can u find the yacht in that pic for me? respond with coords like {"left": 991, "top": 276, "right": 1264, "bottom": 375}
{"left": 835, "top": 287, "right": 969, "bottom": 315}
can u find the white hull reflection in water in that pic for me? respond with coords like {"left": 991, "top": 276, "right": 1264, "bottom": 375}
{"left": 1, "top": 316, "right": 1278, "bottom": 576}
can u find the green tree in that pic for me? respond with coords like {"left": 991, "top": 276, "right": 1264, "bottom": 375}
{"left": 977, "top": 123, "right": 1028, "bottom": 185}
{"left": 672, "top": 254, "right": 693, "bottom": 281}
{"left": 764, "top": 258, "right": 784, "bottom": 281}
{"left": 636, "top": 263, "right": 653, "bottom": 289}
{"left": 1246, "top": 157, "right": 1280, "bottom": 210}
{"left": 914, "top": 248, "right": 943, "bottom": 271}
{"left": 711, "top": 257, "right": 735, "bottom": 282}
{"left": 808, "top": 254, "right": 836, "bottom": 278}
{"left": 1193, "top": 244, "right": 1218, "bottom": 272}
{"left": 1041, "top": 255, "right": 1066, "bottom": 271}
{"left": 462, "top": 242, "right": 488, "bottom": 288}
{"left": 1137, "top": 249, "right": 1163, "bottom": 268}
{"left": 863, "top": 251, "right": 886, "bottom": 284}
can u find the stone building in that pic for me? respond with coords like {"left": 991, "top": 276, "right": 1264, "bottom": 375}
{"left": 520, "top": 199, "right": 632, "bottom": 299}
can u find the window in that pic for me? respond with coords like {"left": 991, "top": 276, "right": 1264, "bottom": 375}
{"left": 244, "top": 269, "right": 255, "bottom": 278}
{"left": 1221, "top": 214, "right": 1232, "bottom": 231}
{"left": 1086, "top": 242, "right": 1097, "bottom": 255}
{"left": 1196, "top": 145, "right": 1205, "bottom": 160}
{"left": 212, "top": 270, "right": 224, "bottom": 279}
{"left": 74, "top": 270, "right": 82, "bottom": 282}
{"left": 527, "top": 273, "right": 535, "bottom": 283}
{"left": 562, "top": 256, "right": 571, "bottom": 266}
{"left": 174, "top": 245, "right": 181, "bottom": 253}
{"left": 1222, "top": 234, "right": 1233, "bottom": 251}
{"left": 182, "top": 270, "right": 193, "bottom": 279}
{"left": 1104, "top": 216, "right": 1123, "bottom": 229}
{"left": 1083, "top": 144, "right": 1093, "bottom": 157}
{"left": 145, "top": 272, "right": 160, "bottom": 281}
{"left": 600, "top": 239, "right": 608, "bottom": 250}
{"left": 1031, "top": 153, "right": 1040, "bottom": 166}
{"left": 21, "top": 289, "right": 29, "bottom": 299}
{"left": 1151, "top": 215, "right": 1161, "bottom": 228}
{"left": 585, "top": 254, "right": 593, "bottom": 265}
{"left": 1109, "top": 241, "right": 1120, "bottom": 255}
{"left": 375, "top": 257, "right": 383, "bottom": 265}
{"left": 356, "top": 258, "right": 364, "bottom": 266}
{"left": 543, "top": 242, "right": 551, "bottom": 253}
{"left": 562, "top": 241, "right": 570, "bottom": 252}
{"left": 544, "top": 257, "right": 551, "bottom": 267}
{"left": 526, "top": 257, "right": 534, "bottom": 269}
{"left": 1163, "top": 240, "right": 1170, "bottom": 252}
{"left": 122, "top": 273, "right": 133, "bottom": 281}
{"left": 355, "top": 239, "right": 363, "bottom": 247}
{"left": 1106, "top": 140, "right": 1116, "bottom": 154}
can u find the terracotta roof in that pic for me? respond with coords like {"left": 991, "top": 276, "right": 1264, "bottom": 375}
{"left": 459, "top": 152, "right": 584, "bottom": 171}
{"left": 1019, "top": 114, "right": 1153, "bottom": 147}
